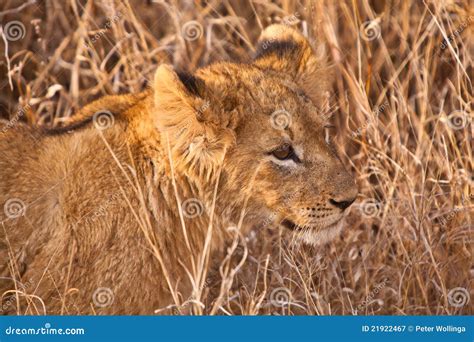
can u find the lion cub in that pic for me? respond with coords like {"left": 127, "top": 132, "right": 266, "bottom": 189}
{"left": 0, "top": 25, "right": 357, "bottom": 314}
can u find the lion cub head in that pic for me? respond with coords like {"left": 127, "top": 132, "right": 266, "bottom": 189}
{"left": 153, "top": 24, "right": 358, "bottom": 245}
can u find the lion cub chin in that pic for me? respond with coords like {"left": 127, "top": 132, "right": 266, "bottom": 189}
{"left": 297, "top": 220, "right": 345, "bottom": 246}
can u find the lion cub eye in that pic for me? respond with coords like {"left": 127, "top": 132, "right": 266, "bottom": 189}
{"left": 271, "top": 144, "right": 300, "bottom": 162}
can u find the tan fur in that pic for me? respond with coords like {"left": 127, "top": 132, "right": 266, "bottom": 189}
{"left": 0, "top": 25, "right": 357, "bottom": 315}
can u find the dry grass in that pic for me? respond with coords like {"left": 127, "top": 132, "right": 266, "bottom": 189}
{"left": 0, "top": 0, "right": 472, "bottom": 315}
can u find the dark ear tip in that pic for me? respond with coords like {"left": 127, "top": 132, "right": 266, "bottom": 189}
{"left": 253, "top": 24, "right": 310, "bottom": 62}
{"left": 254, "top": 39, "right": 300, "bottom": 60}
{"left": 176, "top": 71, "right": 205, "bottom": 98}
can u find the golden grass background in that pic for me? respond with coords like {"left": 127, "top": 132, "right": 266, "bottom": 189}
{"left": 0, "top": 0, "right": 472, "bottom": 315}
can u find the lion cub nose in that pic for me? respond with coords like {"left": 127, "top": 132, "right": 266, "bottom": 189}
{"left": 329, "top": 170, "right": 358, "bottom": 211}
{"left": 329, "top": 197, "right": 356, "bottom": 211}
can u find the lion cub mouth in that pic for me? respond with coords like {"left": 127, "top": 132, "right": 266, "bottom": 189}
{"left": 281, "top": 218, "right": 342, "bottom": 231}
{"left": 281, "top": 219, "right": 301, "bottom": 231}
{"left": 280, "top": 218, "right": 345, "bottom": 246}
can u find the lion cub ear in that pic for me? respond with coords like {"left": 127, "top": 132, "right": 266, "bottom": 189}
{"left": 154, "top": 64, "right": 235, "bottom": 181}
{"left": 253, "top": 24, "right": 333, "bottom": 105}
